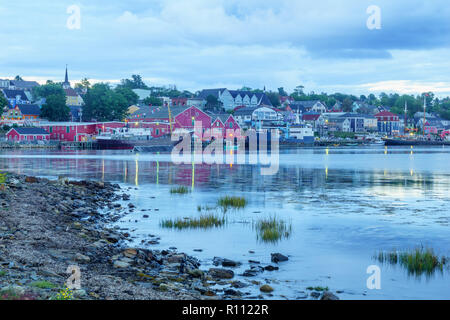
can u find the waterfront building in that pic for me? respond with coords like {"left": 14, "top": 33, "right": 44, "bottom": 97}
{"left": 375, "top": 111, "right": 400, "bottom": 135}
{"left": 1, "top": 104, "right": 41, "bottom": 125}
{"left": 1, "top": 89, "right": 31, "bottom": 107}
{"left": 209, "top": 113, "right": 241, "bottom": 137}
{"left": 6, "top": 127, "right": 50, "bottom": 142}
{"left": 197, "top": 88, "right": 272, "bottom": 111}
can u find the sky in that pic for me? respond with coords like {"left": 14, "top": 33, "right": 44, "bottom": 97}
{"left": 1, "top": 0, "right": 450, "bottom": 96}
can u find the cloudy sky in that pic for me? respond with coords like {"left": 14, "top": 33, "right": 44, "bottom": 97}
{"left": 1, "top": 0, "right": 450, "bottom": 96}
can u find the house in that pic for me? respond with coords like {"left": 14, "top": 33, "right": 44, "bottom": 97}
{"left": 64, "top": 88, "right": 84, "bottom": 107}
{"left": 302, "top": 112, "right": 324, "bottom": 130}
{"left": 339, "top": 113, "right": 366, "bottom": 133}
{"left": 325, "top": 117, "right": 351, "bottom": 132}
{"left": 1, "top": 89, "right": 31, "bottom": 106}
{"left": 173, "top": 106, "right": 211, "bottom": 133}
{"left": 286, "top": 100, "right": 327, "bottom": 114}
{"left": 6, "top": 127, "right": 50, "bottom": 142}
{"left": 197, "top": 88, "right": 272, "bottom": 111}
{"left": 171, "top": 97, "right": 188, "bottom": 107}
{"left": 187, "top": 98, "right": 206, "bottom": 109}
{"left": 38, "top": 122, "right": 126, "bottom": 142}
{"left": 9, "top": 80, "right": 39, "bottom": 91}
{"left": 0, "top": 79, "right": 10, "bottom": 89}
{"left": 2, "top": 104, "right": 41, "bottom": 122}
{"left": 375, "top": 111, "right": 400, "bottom": 135}
{"left": 209, "top": 113, "right": 241, "bottom": 137}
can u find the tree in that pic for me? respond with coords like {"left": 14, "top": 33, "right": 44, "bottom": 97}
{"left": 34, "top": 83, "right": 65, "bottom": 99}
{"left": 342, "top": 98, "right": 353, "bottom": 112}
{"left": 117, "top": 75, "right": 149, "bottom": 90}
{"left": 14, "top": 75, "right": 23, "bottom": 81}
{"left": 40, "top": 94, "right": 70, "bottom": 121}
{"left": 83, "top": 83, "right": 129, "bottom": 121}
{"left": 142, "top": 96, "right": 163, "bottom": 106}
{"left": 204, "top": 95, "right": 223, "bottom": 112}
{"left": 278, "top": 87, "right": 288, "bottom": 96}
{"left": 114, "top": 87, "right": 139, "bottom": 106}
{"left": 266, "top": 91, "right": 281, "bottom": 107}
{"left": 0, "top": 94, "right": 8, "bottom": 110}
{"left": 75, "top": 78, "right": 91, "bottom": 90}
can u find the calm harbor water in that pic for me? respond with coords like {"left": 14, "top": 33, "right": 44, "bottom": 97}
{"left": 1, "top": 146, "right": 450, "bottom": 300}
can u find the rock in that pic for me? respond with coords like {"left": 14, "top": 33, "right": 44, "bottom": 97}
{"left": 122, "top": 248, "right": 137, "bottom": 259}
{"left": 188, "top": 269, "right": 204, "bottom": 278}
{"left": 143, "top": 215, "right": 149, "bottom": 218}
{"left": 128, "top": 203, "right": 135, "bottom": 208}
{"left": 321, "top": 291, "right": 340, "bottom": 300}
{"left": 231, "top": 281, "right": 248, "bottom": 289}
{"left": 271, "top": 253, "right": 289, "bottom": 263}
{"left": 310, "top": 292, "right": 321, "bottom": 299}
{"left": 0, "top": 285, "right": 25, "bottom": 297}
{"left": 296, "top": 292, "right": 308, "bottom": 299}
{"left": 208, "top": 268, "right": 234, "bottom": 279}
{"left": 166, "top": 254, "right": 185, "bottom": 264}
{"left": 73, "top": 289, "right": 87, "bottom": 298}
{"left": 113, "top": 261, "right": 130, "bottom": 269}
{"left": 224, "top": 289, "right": 241, "bottom": 296}
{"left": 75, "top": 253, "right": 91, "bottom": 263}
{"left": 242, "top": 269, "right": 259, "bottom": 277}
{"left": 264, "top": 265, "right": 279, "bottom": 271}
{"left": 25, "top": 176, "right": 38, "bottom": 183}
{"left": 222, "top": 259, "right": 241, "bottom": 267}
{"left": 260, "top": 284, "right": 274, "bottom": 293}
{"left": 57, "top": 176, "right": 69, "bottom": 185}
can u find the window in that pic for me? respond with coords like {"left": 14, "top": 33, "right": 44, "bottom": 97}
{"left": 66, "top": 126, "right": 70, "bottom": 133}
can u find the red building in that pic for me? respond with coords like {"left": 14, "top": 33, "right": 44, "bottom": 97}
{"left": 39, "top": 122, "right": 126, "bottom": 142}
{"left": 211, "top": 114, "right": 241, "bottom": 137}
{"left": 174, "top": 106, "right": 211, "bottom": 132}
{"left": 6, "top": 127, "right": 50, "bottom": 141}
{"left": 171, "top": 97, "right": 188, "bottom": 106}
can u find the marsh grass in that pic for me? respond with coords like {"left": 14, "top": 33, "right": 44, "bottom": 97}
{"left": 30, "top": 281, "right": 57, "bottom": 289}
{"left": 160, "top": 214, "right": 225, "bottom": 230}
{"left": 218, "top": 196, "right": 247, "bottom": 210}
{"left": 170, "top": 186, "right": 190, "bottom": 194}
{"left": 375, "top": 247, "right": 447, "bottom": 276}
{"left": 254, "top": 217, "right": 292, "bottom": 243}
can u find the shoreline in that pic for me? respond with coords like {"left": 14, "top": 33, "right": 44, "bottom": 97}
{"left": 0, "top": 173, "right": 204, "bottom": 300}
{"left": 0, "top": 173, "right": 340, "bottom": 300}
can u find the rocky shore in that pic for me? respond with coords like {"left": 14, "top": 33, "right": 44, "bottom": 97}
{"left": 0, "top": 173, "right": 339, "bottom": 300}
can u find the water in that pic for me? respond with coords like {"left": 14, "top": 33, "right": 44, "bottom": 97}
{"left": 1, "top": 146, "right": 450, "bottom": 300}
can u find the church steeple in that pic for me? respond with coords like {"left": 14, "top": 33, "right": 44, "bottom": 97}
{"left": 63, "top": 64, "right": 70, "bottom": 89}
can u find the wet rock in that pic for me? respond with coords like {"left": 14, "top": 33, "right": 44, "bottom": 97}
{"left": 213, "top": 257, "right": 240, "bottom": 267}
{"left": 208, "top": 268, "right": 234, "bottom": 279}
{"left": 113, "top": 261, "right": 130, "bottom": 269}
{"left": 260, "top": 284, "right": 274, "bottom": 293}
{"left": 75, "top": 253, "right": 91, "bottom": 263}
{"left": 321, "top": 291, "right": 340, "bottom": 300}
{"left": 264, "top": 265, "right": 279, "bottom": 271}
{"left": 310, "top": 292, "right": 321, "bottom": 299}
{"left": 231, "top": 281, "right": 248, "bottom": 289}
{"left": 271, "top": 253, "right": 289, "bottom": 263}
{"left": 25, "top": 176, "right": 38, "bottom": 183}
{"left": 224, "top": 289, "right": 242, "bottom": 296}
{"left": 122, "top": 248, "right": 137, "bottom": 259}
{"left": 188, "top": 269, "right": 204, "bottom": 278}
{"left": 143, "top": 215, "right": 149, "bottom": 218}
{"left": 242, "top": 269, "right": 259, "bottom": 277}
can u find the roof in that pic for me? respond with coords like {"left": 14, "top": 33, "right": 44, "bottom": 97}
{"left": 1, "top": 89, "right": 29, "bottom": 101}
{"left": 234, "top": 106, "right": 261, "bottom": 116}
{"left": 64, "top": 88, "right": 79, "bottom": 97}
{"left": 9, "top": 80, "right": 39, "bottom": 89}
{"left": 129, "top": 106, "right": 187, "bottom": 119}
{"left": 16, "top": 104, "right": 41, "bottom": 116}
{"left": 375, "top": 111, "right": 399, "bottom": 117}
{"left": 197, "top": 88, "right": 227, "bottom": 99}
{"left": 10, "top": 127, "right": 49, "bottom": 135}
{"left": 292, "top": 100, "right": 324, "bottom": 109}
{"left": 302, "top": 112, "right": 321, "bottom": 121}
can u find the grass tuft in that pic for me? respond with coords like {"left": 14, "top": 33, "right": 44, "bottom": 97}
{"left": 160, "top": 214, "right": 225, "bottom": 230}
{"left": 254, "top": 217, "right": 292, "bottom": 243}
{"left": 218, "top": 196, "right": 247, "bottom": 210}
{"left": 30, "top": 281, "right": 57, "bottom": 289}
{"left": 374, "top": 247, "right": 447, "bottom": 276}
{"left": 170, "top": 186, "right": 190, "bottom": 194}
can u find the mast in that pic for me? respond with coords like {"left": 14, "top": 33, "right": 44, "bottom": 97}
{"left": 423, "top": 95, "right": 426, "bottom": 137}
{"left": 404, "top": 100, "right": 408, "bottom": 133}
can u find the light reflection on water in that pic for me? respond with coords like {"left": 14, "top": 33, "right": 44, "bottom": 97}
{"left": 1, "top": 146, "right": 450, "bottom": 299}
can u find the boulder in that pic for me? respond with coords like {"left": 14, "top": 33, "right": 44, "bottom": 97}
{"left": 260, "top": 284, "right": 274, "bottom": 293}
{"left": 271, "top": 253, "right": 289, "bottom": 263}
{"left": 208, "top": 268, "right": 234, "bottom": 279}
{"left": 321, "top": 291, "right": 340, "bottom": 300}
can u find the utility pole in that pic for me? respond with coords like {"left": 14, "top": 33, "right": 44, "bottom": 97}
{"left": 423, "top": 95, "right": 426, "bottom": 137}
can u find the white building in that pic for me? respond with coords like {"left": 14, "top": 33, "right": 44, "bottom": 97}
{"left": 198, "top": 88, "right": 272, "bottom": 111}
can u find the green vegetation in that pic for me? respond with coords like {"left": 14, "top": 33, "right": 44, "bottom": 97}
{"left": 375, "top": 247, "right": 447, "bottom": 276}
{"left": 30, "top": 281, "right": 57, "bottom": 289}
{"left": 161, "top": 214, "right": 225, "bottom": 230}
{"left": 331, "top": 132, "right": 356, "bottom": 139}
{"left": 254, "top": 217, "right": 292, "bottom": 243}
{"left": 0, "top": 269, "right": 7, "bottom": 277}
{"left": 218, "top": 196, "right": 247, "bottom": 210}
{"left": 83, "top": 83, "right": 134, "bottom": 122}
{"left": 34, "top": 83, "right": 69, "bottom": 121}
{"left": 307, "top": 286, "right": 329, "bottom": 291}
{"left": 170, "top": 186, "right": 190, "bottom": 194}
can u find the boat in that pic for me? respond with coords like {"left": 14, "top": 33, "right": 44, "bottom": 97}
{"left": 94, "top": 128, "right": 161, "bottom": 150}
